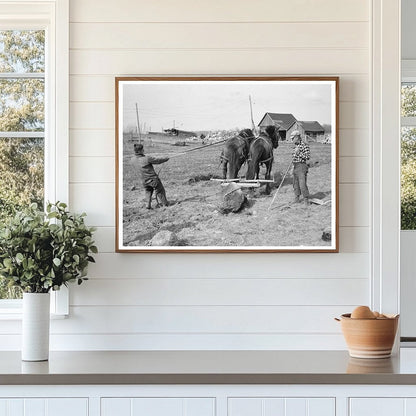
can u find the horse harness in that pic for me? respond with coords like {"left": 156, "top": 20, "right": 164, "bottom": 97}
{"left": 220, "top": 134, "right": 251, "bottom": 163}
{"left": 247, "top": 135, "right": 274, "bottom": 165}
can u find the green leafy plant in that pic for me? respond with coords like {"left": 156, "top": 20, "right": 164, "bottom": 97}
{"left": 0, "top": 202, "right": 97, "bottom": 293}
{"left": 401, "top": 127, "right": 416, "bottom": 230}
{"left": 402, "top": 159, "right": 416, "bottom": 230}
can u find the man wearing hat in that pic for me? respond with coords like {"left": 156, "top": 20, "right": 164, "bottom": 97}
{"left": 290, "top": 130, "right": 310, "bottom": 205}
{"left": 131, "top": 143, "right": 169, "bottom": 209}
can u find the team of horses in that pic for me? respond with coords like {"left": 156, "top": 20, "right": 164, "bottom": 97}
{"left": 220, "top": 125, "right": 279, "bottom": 194}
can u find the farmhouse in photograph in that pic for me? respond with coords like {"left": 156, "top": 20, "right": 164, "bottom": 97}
{"left": 258, "top": 112, "right": 297, "bottom": 141}
{"left": 258, "top": 112, "right": 325, "bottom": 142}
{"left": 297, "top": 120, "right": 325, "bottom": 140}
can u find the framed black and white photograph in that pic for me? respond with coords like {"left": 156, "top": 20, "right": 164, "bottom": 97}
{"left": 115, "top": 77, "right": 339, "bottom": 252}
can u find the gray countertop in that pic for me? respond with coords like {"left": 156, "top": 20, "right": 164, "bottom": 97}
{"left": 2, "top": 349, "right": 416, "bottom": 385}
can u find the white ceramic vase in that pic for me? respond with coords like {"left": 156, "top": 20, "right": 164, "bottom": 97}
{"left": 22, "top": 292, "right": 50, "bottom": 361}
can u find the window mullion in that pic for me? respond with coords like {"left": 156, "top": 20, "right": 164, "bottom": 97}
{"left": 0, "top": 132, "right": 44, "bottom": 138}
{"left": 402, "top": 117, "right": 416, "bottom": 127}
{"left": 0, "top": 72, "right": 44, "bottom": 79}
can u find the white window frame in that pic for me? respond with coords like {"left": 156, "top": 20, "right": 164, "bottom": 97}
{"left": 371, "top": 0, "right": 401, "bottom": 324}
{"left": 0, "top": 0, "right": 69, "bottom": 317}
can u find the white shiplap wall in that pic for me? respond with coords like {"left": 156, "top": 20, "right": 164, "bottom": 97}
{"left": 54, "top": 0, "right": 371, "bottom": 350}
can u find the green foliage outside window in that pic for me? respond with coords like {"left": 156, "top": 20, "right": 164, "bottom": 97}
{"left": 402, "top": 84, "right": 416, "bottom": 118}
{"left": 0, "top": 30, "right": 45, "bottom": 299}
{"left": 401, "top": 84, "right": 416, "bottom": 230}
{"left": 401, "top": 128, "right": 416, "bottom": 229}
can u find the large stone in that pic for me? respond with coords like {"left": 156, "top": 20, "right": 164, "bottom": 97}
{"left": 322, "top": 229, "right": 331, "bottom": 242}
{"left": 150, "top": 230, "right": 178, "bottom": 246}
{"left": 220, "top": 183, "right": 246, "bottom": 213}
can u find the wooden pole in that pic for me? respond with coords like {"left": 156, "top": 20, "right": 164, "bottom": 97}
{"left": 210, "top": 178, "right": 274, "bottom": 183}
{"left": 249, "top": 95, "right": 255, "bottom": 130}
{"left": 135, "top": 102, "right": 142, "bottom": 143}
{"left": 268, "top": 161, "right": 292, "bottom": 210}
{"left": 167, "top": 138, "right": 228, "bottom": 158}
{"left": 232, "top": 183, "right": 260, "bottom": 188}
{"left": 268, "top": 145, "right": 302, "bottom": 210}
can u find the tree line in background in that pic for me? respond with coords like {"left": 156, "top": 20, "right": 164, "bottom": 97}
{"left": 0, "top": 30, "right": 45, "bottom": 299}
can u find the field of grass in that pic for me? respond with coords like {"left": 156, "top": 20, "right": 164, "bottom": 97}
{"left": 122, "top": 134, "right": 333, "bottom": 248}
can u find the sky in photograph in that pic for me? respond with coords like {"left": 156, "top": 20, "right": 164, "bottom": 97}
{"left": 122, "top": 81, "right": 334, "bottom": 133}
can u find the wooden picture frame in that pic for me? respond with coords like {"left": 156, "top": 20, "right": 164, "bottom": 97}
{"left": 115, "top": 77, "right": 339, "bottom": 253}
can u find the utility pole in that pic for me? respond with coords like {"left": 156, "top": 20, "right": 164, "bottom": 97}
{"left": 135, "top": 102, "right": 142, "bottom": 142}
{"left": 249, "top": 95, "right": 255, "bottom": 130}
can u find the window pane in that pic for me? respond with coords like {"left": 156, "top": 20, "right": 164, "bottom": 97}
{"left": 0, "top": 29, "right": 45, "bottom": 301}
{"left": 0, "top": 137, "right": 44, "bottom": 217}
{"left": 0, "top": 78, "right": 44, "bottom": 131}
{"left": 0, "top": 30, "right": 45, "bottom": 73}
{"left": 402, "top": 83, "right": 416, "bottom": 117}
{"left": 0, "top": 137, "right": 44, "bottom": 300}
{"left": 401, "top": 127, "right": 416, "bottom": 230}
{"left": 0, "top": 285, "right": 22, "bottom": 300}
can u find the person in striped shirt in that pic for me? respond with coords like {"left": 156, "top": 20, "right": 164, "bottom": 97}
{"left": 290, "top": 130, "right": 310, "bottom": 205}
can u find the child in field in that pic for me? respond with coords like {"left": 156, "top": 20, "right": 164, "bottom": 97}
{"left": 131, "top": 143, "right": 169, "bottom": 209}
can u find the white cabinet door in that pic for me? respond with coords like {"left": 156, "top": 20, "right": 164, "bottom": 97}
{"left": 228, "top": 398, "right": 335, "bottom": 416}
{"left": 350, "top": 398, "right": 404, "bottom": 416}
{"left": 0, "top": 398, "right": 88, "bottom": 416}
{"left": 101, "top": 398, "right": 215, "bottom": 416}
{"left": 350, "top": 398, "right": 416, "bottom": 416}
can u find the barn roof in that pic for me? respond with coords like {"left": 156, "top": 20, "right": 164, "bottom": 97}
{"left": 298, "top": 121, "right": 325, "bottom": 132}
{"left": 258, "top": 113, "right": 297, "bottom": 131}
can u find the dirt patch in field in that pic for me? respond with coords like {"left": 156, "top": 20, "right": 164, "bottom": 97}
{"left": 122, "top": 137, "right": 333, "bottom": 248}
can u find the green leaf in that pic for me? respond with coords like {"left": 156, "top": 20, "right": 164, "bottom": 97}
{"left": 53, "top": 258, "right": 61, "bottom": 267}
{"left": 3, "top": 258, "right": 12, "bottom": 268}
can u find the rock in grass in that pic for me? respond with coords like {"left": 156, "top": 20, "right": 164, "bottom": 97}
{"left": 220, "top": 183, "right": 246, "bottom": 214}
{"left": 322, "top": 229, "right": 331, "bottom": 242}
{"left": 150, "top": 230, "right": 178, "bottom": 246}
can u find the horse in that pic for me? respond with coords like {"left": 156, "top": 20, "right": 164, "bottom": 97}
{"left": 220, "top": 128, "right": 255, "bottom": 179}
{"left": 245, "top": 125, "right": 279, "bottom": 195}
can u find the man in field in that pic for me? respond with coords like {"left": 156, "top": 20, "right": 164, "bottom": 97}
{"left": 291, "top": 130, "right": 310, "bottom": 205}
{"left": 131, "top": 143, "right": 169, "bottom": 209}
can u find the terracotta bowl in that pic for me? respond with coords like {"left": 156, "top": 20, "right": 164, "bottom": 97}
{"left": 347, "top": 357, "right": 395, "bottom": 373}
{"left": 337, "top": 313, "right": 399, "bottom": 359}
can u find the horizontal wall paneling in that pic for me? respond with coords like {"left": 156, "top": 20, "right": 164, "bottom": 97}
{"left": 69, "top": 0, "right": 369, "bottom": 23}
{"left": 70, "top": 22, "right": 368, "bottom": 50}
{"left": 69, "top": 74, "right": 369, "bottom": 103}
{"left": 86, "top": 252, "right": 369, "bottom": 279}
{"left": 70, "top": 49, "right": 368, "bottom": 76}
{"left": 70, "top": 278, "right": 369, "bottom": 306}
